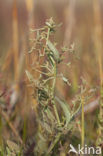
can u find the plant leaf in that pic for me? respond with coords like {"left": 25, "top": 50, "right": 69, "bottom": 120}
{"left": 55, "top": 97, "right": 71, "bottom": 126}
{"left": 47, "top": 40, "right": 60, "bottom": 61}
{"left": 39, "top": 120, "right": 52, "bottom": 134}
{"left": 45, "top": 108, "right": 55, "bottom": 122}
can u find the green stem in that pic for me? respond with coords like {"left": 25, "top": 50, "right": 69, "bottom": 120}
{"left": 46, "top": 27, "right": 50, "bottom": 45}
{"left": 97, "top": 84, "right": 103, "bottom": 148}
{"left": 52, "top": 63, "right": 61, "bottom": 125}
{"left": 46, "top": 27, "right": 61, "bottom": 126}
{"left": 81, "top": 96, "right": 85, "bottom": 150}
{"left": 46, "top": 132, "right": 62, "bottom": 155}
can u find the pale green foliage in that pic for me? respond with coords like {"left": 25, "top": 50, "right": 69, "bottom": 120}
{"left": 25, "top": 18, "right": 94, "bottom": 156}
{"left": 25, "top": 18, "right": 79, "bottom": 156}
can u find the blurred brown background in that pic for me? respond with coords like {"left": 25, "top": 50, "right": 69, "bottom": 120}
{"left": 0, "top": 0, "right": 103, "bottom": 83}
{"left": 0, "top": 0, "right": 103, "bottom": 144}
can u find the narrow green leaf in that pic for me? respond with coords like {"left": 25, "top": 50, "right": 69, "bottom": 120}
{"left": 55, "top": 97, "right": 71, "bottom": 126}
{"left": 39, "top": 120, "right": 52, "bottom": 134}
{"left": 45, "top": 108, "right": 55, "bottom": 122}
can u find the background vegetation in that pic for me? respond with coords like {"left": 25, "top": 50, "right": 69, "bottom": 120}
{"left": 0, "top": 0, "right": 103, "bottom": 155}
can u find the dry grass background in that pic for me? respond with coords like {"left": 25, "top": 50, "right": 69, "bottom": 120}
{"left": 0, "top": 0, "right": 103, "bottom": 154}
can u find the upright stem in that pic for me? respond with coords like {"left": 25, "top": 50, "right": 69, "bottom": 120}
{"left": 93, "top": 0, "right": 103, "bottom": 148}
{"left": 46, "top": 132, "right": 62, "bottom": 155}
{"left": 46, "top": 28, "right": 50, "bottom": 45}
{"left": 81, "top": 95, "right": 85, "bottom": 150}
{"left": 46, "top": 27, "right": 60, "bottom": 126}
{"left": 52, "top": 63, "right": 61, "bottom": 125}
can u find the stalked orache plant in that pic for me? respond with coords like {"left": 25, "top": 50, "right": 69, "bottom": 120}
{"left": 25, "top": 18, "right": 93, "bottom": 156}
